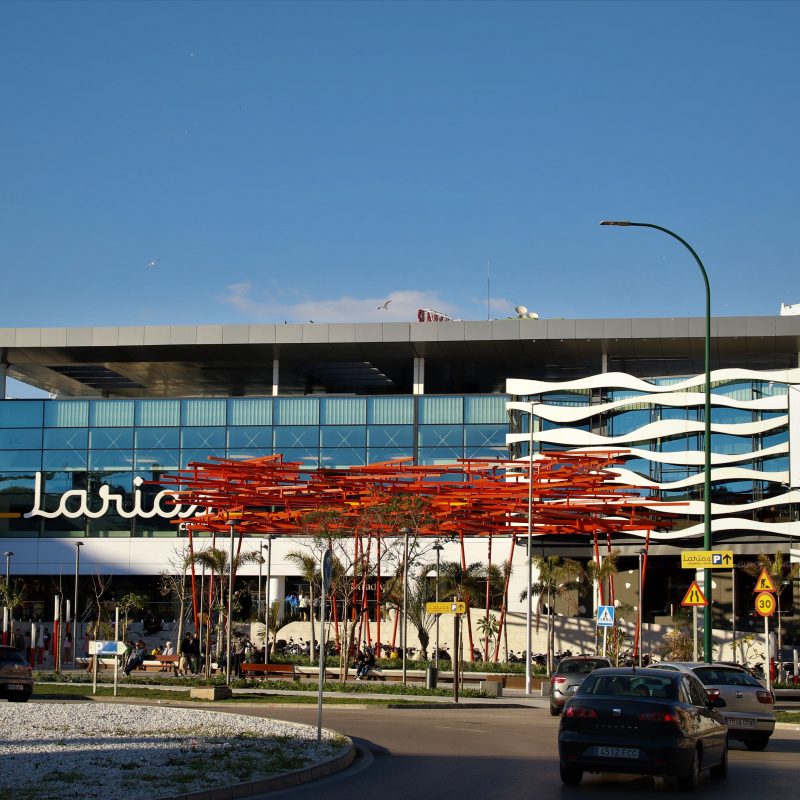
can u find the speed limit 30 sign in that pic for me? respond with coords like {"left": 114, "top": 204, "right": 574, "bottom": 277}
{"left": 755, "top": 592, "right": 776, "bottom": 617}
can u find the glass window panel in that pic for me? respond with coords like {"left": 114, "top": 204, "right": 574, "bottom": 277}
{"left": 0, "top": 476, "right": 39, "bottom": 534}
{"left": 42, "top": 450, "right": 87, "bottom": 470}
{"left": 135, "top": 399, "right": 180, "bottom": 427}
{"left": 713, "top": 434, "right": 755, "bottom": 455}
{"left": 465, "top": 444, "right": 507, "bottom": 459}
{"left": 134, "top": 449, "right": 180, "bottom": 471}
{"left": 88, "top": 450, "right": 134, "bottom": 471}
{"left": 227, "top": 427, "right": 273, "bottom": 448}
{"left": 761, "top": 455, "right": 789, "bottom": 473}
{"left": 620, "top": 457, "right": 653, "bottom": 479}
{"left": 0, "top": 451, "right": 41, "bottom": 470}
{"left": 607, "top": 409, "right": 651, "bottom": 436}
{"left": 181, "top": 427, "right": 226, "bottom": 449}
{"left": 180, "top": 449, "right": 219, "bottom": 468}
{"left": 367, "top": 447, "right": 413, "bottom": 464}
{"left": 320, "top": 397, "right": 367, "bottom": 425}
{"left": 464, "top": 396, "right": 508, "bottom": 424}
{"left": 320, "top": 426, "right": 366, "bottom": 447}
{"left": 135, "top": 428, "right": 180, "bottom": 449}
{"left": 274, "top": 426, "right": 318, "bottom": 448}
{"left": 279, "top": 447, "right": 319, "bottom": 468}
{"left": 661, "top": 435, "right": 700, "bottom": 453}
{"left": 90, "top": 400, "right": 135, "bottom": 427}
{"left": 661, "top": 407, "right": 690, "bottom": 421}
{"left": 712, "top": 481, "right": 754, "bottom": 504}
{"left": 228, "top": 398, "right": 273, "bottom": 426}
{"left": 89, "top": 428, "right": 134, "bottom": 449}
{"left": 0, "top": 428, "right": 42, "bottom": 449}
{"left": 761, "top": 431, "right": 788, "bottom": 449}
{"left": 226, "top": 447, "right": 273, "bottom": 460}
{"left": 464, "top": 424, "right": 507, "bottom": 447}
{"left": 368, "top": 396, "right": 414, "bottom": 425}
{"left": 43, "top": 428, "right": 88, "bottom": 450}
{"left": 0, "top": 400, "right": 43, "bottom": 427}
{"left": 418, "top": 396, "right": 463, "bottom": 424}
{"left": 419, "top": 446, "right": 463, "bottom": 465}
{"left": 182, "top": 399, "right": 226, "bottom": 427}
{"left": 367, "top": 425, "right": 413, "bottom": 447}
{"left": 320, "top": 447, "right": 366, "bottom": 468}
{"left": 418, "top": 425, "right": 463, "bottom": 447}
{"left": 44, "top": 470, "right": 87, "bottom": 495}
{"left": 275, "top": 398, "right": 319, "bottom": 425}
{"left": 44, "top": 400, "right": 89, "bottom": 427}
{"left": 711, "top": 407, "right": 753, "bottom": 425}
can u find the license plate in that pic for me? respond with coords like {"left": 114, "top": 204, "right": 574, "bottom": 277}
{"left": 6, "top": 683, "right": 25, "bottom": 691}
{"left": 593, "top": 746, "right": 639, "bottom": 759}
{"left": 726, "top": 718, "right": 755, "bottom": 728}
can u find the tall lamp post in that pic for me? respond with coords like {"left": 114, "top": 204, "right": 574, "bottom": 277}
{"left": 74, "top": 542, "right": 83, "bottom": 645}
{"left": 3, "top": 552, "right": 13, "bottom": 647}
{"left": 400, "top": 527, "right": 411, "bottom": 686}
{"left": 432, "top": 543, "right": 444, "bottom": 670}
{"left": 637, "top": 548, "right": 647, "bottom": 667}
{"left": 226, "top": 521, "right": 235, "bottom": 685}
{"left": 525, "top": 401, "right": 535, "bottom": 695}
{"left": 3, "top": 551, "right": 12, "bottom": 584}
{"left": 262, "top": 537, "right": 275, "bottom": 664}
{"left": 601, "top": 220, "right": 713, "bottom": 662}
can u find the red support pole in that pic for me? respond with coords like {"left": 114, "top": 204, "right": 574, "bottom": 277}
{"left": 458, "top": 530, "right": 476, "bottom": 662}
{"left": 376, "top": 534, "right": 382, "bottom": 656}
{"left": 493, "top": 535, "right": 516, "bottom": 662}
{"left": 484, "top": 532, "right": 493, "bottom": 661}
{"left": 188, "top": 528, "right": 199, "bottom": 634}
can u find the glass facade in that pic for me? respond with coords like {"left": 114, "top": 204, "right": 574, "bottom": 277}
{"left": 0, "top": 395, "right": 509, "bottom": 539}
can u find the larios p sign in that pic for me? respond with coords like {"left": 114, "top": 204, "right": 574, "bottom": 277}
{"left": 24, "top": 472, "right": 205, "bottom": 521}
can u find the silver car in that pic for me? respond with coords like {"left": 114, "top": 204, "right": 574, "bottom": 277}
{"left": 549, "top": 656, "right": 611, "bottom": 715}
{"left": 651, "top": 662, "right": 775, "bottom": 750}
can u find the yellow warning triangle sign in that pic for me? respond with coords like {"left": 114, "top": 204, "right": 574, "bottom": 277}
{"left": 754, "top": 567, "right": 776, "bottom": 593}
{"left": 681, "top": 580, "right": 708, "bottom": 607}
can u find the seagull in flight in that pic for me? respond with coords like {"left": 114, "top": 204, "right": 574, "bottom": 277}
{"left": 145, "top": 258, "right": 160, "bottom": 271}
{"left": 377, "top": 299, "right": 392, "bottom": 310}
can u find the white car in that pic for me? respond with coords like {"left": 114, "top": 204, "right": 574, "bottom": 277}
{"left": 651, "top": 662, "right": 775, "bottom": 750}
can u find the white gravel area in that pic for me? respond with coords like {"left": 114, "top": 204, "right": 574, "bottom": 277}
{"left": 0, "top": 702, "right": 347, "bottom": 800}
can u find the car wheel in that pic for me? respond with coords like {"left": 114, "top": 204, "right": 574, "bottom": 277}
{"left": 678, "top": 748, "right": 700, "bottom": 791}
{"left": 8, "top": 693, "right": 30, "bottom": 703}
{"left": 550, "top": 703, "right": 561, "bottom": 716}
{"left": 744, "top": 735, "right": 770, "bottom": 752}
{"left": 560, "top": 764, "right": 583, "bottom": 786}
{"left": 710, "top": 740, "right": 728, "bottom": 779}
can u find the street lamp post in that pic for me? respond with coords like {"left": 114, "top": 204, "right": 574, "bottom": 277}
{"left": 400, "top": 527, "right": 411, "bottom": 686}
{"left": 3, "top": 552, "right": 13, "bottom": 647}
{"left": 638, "top": 548, "right": 647, "bottom": 667}
{"left": 226, "top": 521, "right": 235, "bottom": 685}
{"left": 601, "top": 220, "right": 713, "bottom": 662}
{"left": 526, "top": 401, "right": 534, "bottom": 695}
{"left": 74, "top": 542, "right": 83, "bottom": 646}
{"left": 3, "top": 551, "right": 11, "bottom": 584}
{"left": 262, "top": 538, "right": 275, "bottom": 664}
{"left": 433, "top": 543, "right": 444, "bottom": 670}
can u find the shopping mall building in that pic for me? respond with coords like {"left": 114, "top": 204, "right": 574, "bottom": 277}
{"left": 1, "top": 315, "right": 799, "bottom": 638}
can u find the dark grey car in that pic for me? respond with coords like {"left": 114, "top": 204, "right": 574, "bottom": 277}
{"left": 550, "top": 656, "right": 612, "bottom": 715}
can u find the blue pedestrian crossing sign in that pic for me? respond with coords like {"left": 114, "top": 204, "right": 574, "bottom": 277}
{"left": 596, "top": 605, "right": 615, "bottom": 627}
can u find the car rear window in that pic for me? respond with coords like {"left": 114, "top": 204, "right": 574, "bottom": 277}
{"left": 0, "top": 647, "right": 26, "bottom": 666}
{"left": 692, "top": 667, "right": 761, "bottom": 687}
{"left": 558, "top": 659, "right": 610, "bottom": 675}
{"left": 580, "top": 674, "right": 676, "bottom": 699}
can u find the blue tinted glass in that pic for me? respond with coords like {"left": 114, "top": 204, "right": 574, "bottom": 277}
{"left": 367, "top": 447, "right": 413, "bottom": 464}
{"left": 320, "top": 397, "right": 366, "bottom": 425}
{"left": 320, "top": 447, "right": 366, "bottom": 468}
{"left": 227, "top": 427, "right": 273, "bottom": 448}
{"left": 44, "top": 401, "right": 89, "bottom": 427}
{"left": 418, "top": 396, "right": 463, "bottom": 424}
{"left": 607, "top": 410, "right": 651, "bottom": 436}
{"left": 0, "top": 401, "right": 43, "bottom": 427}
{"left": 419, "top": 446, "right": 463, "bottom": 464}
{"left": 320, "top": 426, "right": 366, "bottom": 447}
{"left": 464, "top": 445, "right": 507, "bottom": 460}
{"left": 274, "top": 426, "right": 318, "bottom": 448}
{"left": 464, "top": 396, "right": 508, "bottom": 424}
{"left": 661, "top": 436, "right": 699, "bottom": 452}
{"left": 180, "top": 450, "right": 220, "bottom": 468}
{"left": 279, "top": 448, "right": 319, "bottom": 468}
{"left": 44, "top": 471, "right": 87, "bottom": 494}
{"left": 275, "top": 398, "right": 319, "bottom": 425}
{"left": 135, "top": 399, "right": 180, "bottom": 427}
{"left": 368, "top": 397, "right": 414, "bottom": 424}
{"left": 660, "top": 407, "right": 689, "bottom": 421}
{"left": 761, "top": 431, "right": 788, "bottom": 449}
{"left": 761, "top": 455, "right": 789, "bottom": 472}
{"left": 42, "top": 450, "right": 87, "bottom": 470}
{"left": 90, "top": 400, "right": 135, "bottom": 427}
{"left": 89, "top": 428, "right": 134, "bottom": 449}
{"left": 713, "top": 434, "right": 755, "bottom": 455}
{"left": 418, "top": 425, "right": 463, "bottom": 447}
{"left": 228, "top": 398, "right": 273, "bottom": 426}
{"left": 711, "top": 407, "right": 753, "bottom": 424}
{"left": 88, "top": 450, "right": 134, "bottom": 471}
{"left": 367, "top": 425, "right": 413, "bottom": 447}
{"left": 713, "top": 481, "right": 753, "bottom": 503}
{"left": 226, "top": 447, "right": 273, "bottom": 460}
{"left": 464, "top": 425, "right": 506, "bottom": 447}
{"left": 181, "top": 399, "right": 226, "bottom": 426}
{"left": 0, "top": 451, "right": 42, "bottom": 470}
{"left": 135, "top": 428, "right": 180, "bottom": 449}
{"left": 43, "top": 429, "right": 88, "bottom": 450}
{"left": 134, "top": 449, "right": 180, "bottom": 470}
{"left": 181, "top": 427, "right": 226, "bottom": 449}
{"left": 0, "top": 429, "right": 42, "bottom": 449}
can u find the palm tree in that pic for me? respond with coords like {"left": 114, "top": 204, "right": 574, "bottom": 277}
{"left": 438, "top": 560, "right": 485, "bottom": 661}
{"left": 286, "top": 550, "right": 321, "bottom": 664}
{"left": 584, "top": 550, "right": 620, "bottom": 655}
{"left": 381, "top": 561, "right": 438, "bottom": 660}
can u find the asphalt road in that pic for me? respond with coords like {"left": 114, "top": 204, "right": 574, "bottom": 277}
{"left": 233, "top": 703, "right": 800, "bottom": 800}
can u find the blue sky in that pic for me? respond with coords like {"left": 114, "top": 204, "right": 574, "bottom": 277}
{"left": 2, "top": 0, "right": 799, "bottom": 334}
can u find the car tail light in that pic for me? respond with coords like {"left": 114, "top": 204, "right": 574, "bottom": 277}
{"left": 552, "top": 676, "right": 567, "bottom": 685}
{"left": 638, "top": 710, "right": 678, "bottom": 724}
{"left": 565, "top": 706, "right": 597, "bottom": 719}
{"left": 756, "top": 690, "right": 774, "bottom": 705}
{"left": 706, "top": 688, "right": 720, "bottom": 702}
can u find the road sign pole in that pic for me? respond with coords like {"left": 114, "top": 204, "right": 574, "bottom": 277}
{"left": 453, "top": 614, "right": 460, "bottom": 704}
{"left": 602, "top": 626, "right": 607, "bottom": 658}
{"left": 765, "top": 616, "right": 771, "bottom": 693}
{"left": 693, "top": 606, "right": 698, "bottom": 661}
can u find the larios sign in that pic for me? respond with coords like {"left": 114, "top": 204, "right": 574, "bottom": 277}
{"left": 24, "top": 473, "right": 203, "bottom": 521}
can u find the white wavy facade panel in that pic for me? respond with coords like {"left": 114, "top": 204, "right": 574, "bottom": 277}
{"left": 505, "top": 368, "right": 800, "bottom": 543}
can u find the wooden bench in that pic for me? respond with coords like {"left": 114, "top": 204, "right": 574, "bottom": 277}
{"left": 140, "top": 655, "right": 179, "bottom": 672}
{"left": 240, "top": 662, "right": 298, "bottom": 681}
